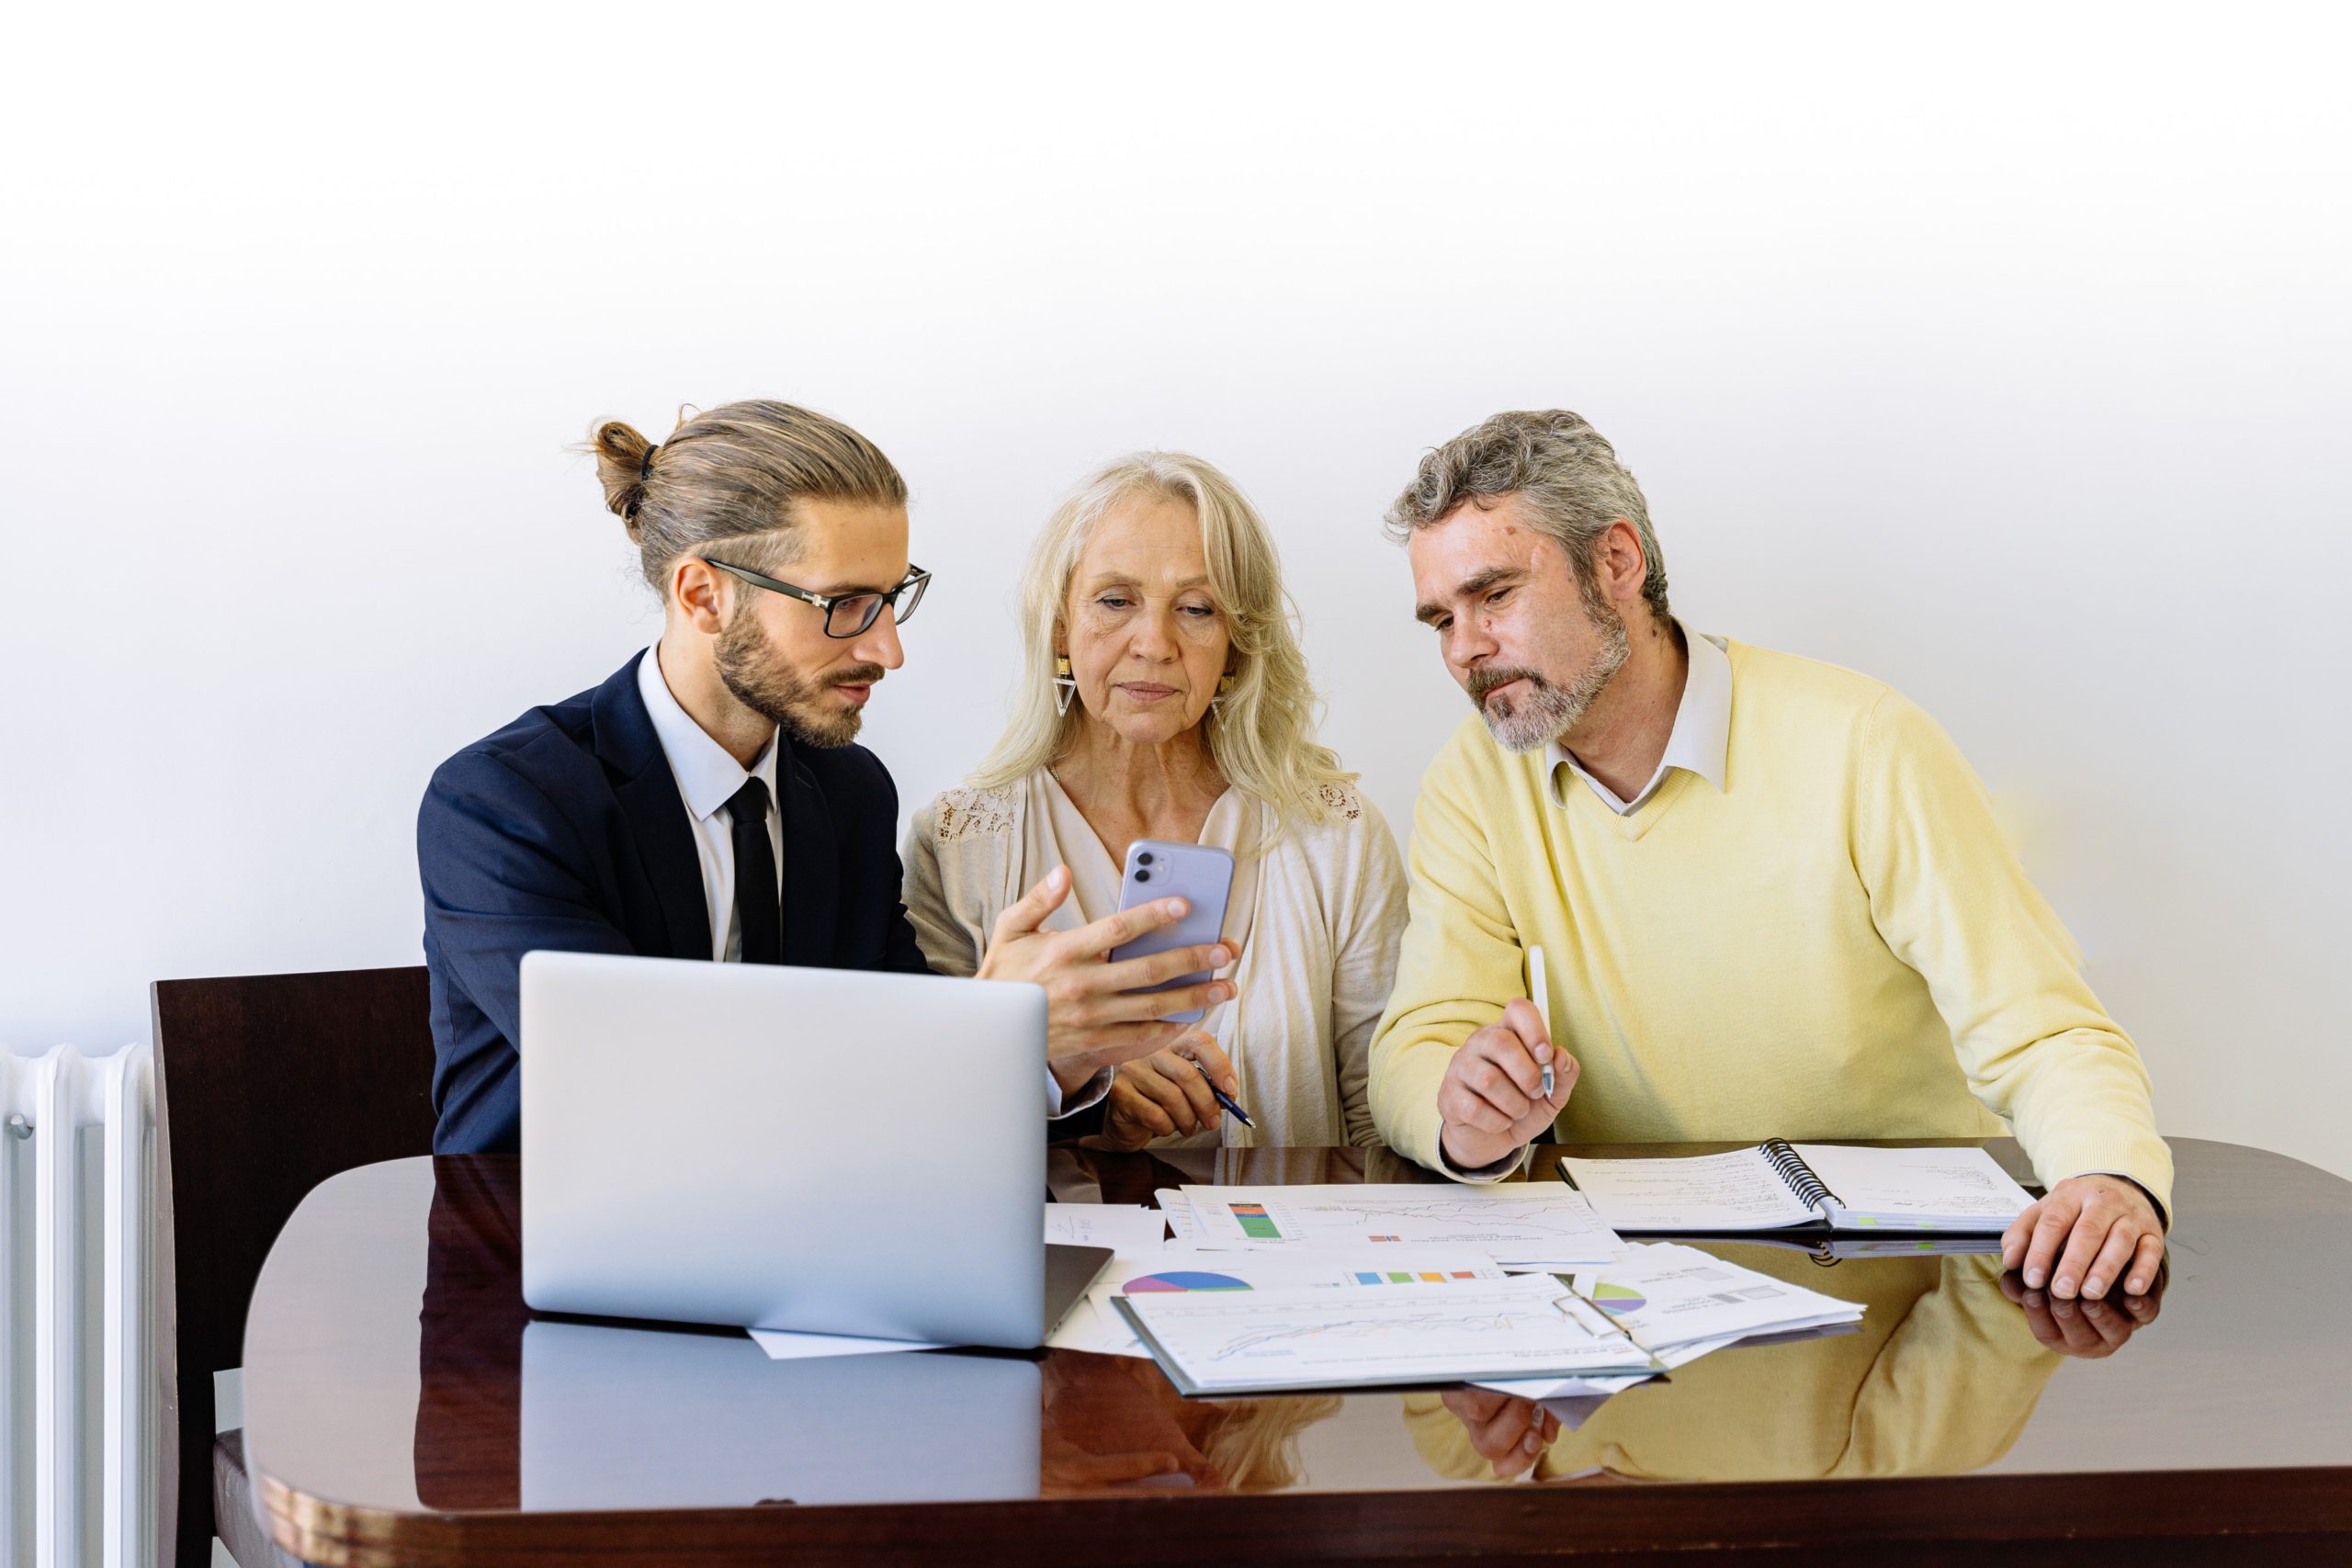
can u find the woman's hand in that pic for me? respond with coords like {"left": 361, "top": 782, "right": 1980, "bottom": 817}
{"left": 975, "top": 865, "right": 1235, "bottom": 1089}
{"left": 1102, "top": 1034, "right": 1239, "bottom": 1149}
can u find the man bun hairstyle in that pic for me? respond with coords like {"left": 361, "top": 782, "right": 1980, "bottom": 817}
{"left": 584, "top": 400, "right": 908, "bottom": 596}
{"left": 1385, "top": 409, "right": 1670, "bottom": 625}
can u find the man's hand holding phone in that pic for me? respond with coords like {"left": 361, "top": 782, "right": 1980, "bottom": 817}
{"left": 1437, "top": 998, "right": 1577, "bottom": 1171}
{"left": 977, "top": 865, "right": 1237, "bottom": 1089}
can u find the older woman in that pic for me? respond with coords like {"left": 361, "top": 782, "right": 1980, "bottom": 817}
{"left": 904, "top": 453, "right": 1405, "bottom": 1149}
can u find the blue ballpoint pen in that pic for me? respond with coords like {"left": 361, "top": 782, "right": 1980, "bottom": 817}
{"left": 1211, "top": 1082, "right": 1255, "bottom": 1128}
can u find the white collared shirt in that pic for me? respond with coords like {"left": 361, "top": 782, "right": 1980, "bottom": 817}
{"left": 635, "top": 645, "right": 1102, "bottom": 1118}
{"left": 636, "top": 644, "right": 783, "bottom": 964}
{"left": 1548, "top": 621, "right": 1733, "bottom": 814}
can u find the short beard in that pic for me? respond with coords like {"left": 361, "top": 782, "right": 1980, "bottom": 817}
{"left": 714, "top": 604, "right": 884, "bottom": 750}
{"left": 1466, "top": 594, "right": 1629, "bottom": 754}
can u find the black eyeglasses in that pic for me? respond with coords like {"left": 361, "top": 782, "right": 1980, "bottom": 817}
{"left": 700, "top": 558, "right": 931, "bottom": 638}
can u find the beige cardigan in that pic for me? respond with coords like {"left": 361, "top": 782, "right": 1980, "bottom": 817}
{"left": 902, "top": 772, "right": 1407, "bottom": 1148}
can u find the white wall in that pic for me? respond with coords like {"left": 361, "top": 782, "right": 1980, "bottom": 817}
{"left": 4, "top": 5, "right": 2346, "bottom": 1174}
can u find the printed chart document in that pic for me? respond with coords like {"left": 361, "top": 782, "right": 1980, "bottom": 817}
{"left": 1472, "top": 1242, "right": 1864, "bottom": 1400}
{"left": 1174, "top": 1184, "right": 1620, "bottom": 1267}
{"left": 1049, "top": 1246, "right": 1512, "bottom": 1359}
{"left": 1558, "top": 1142, "right": 2034, "bottom": 1233}
{"left": 1570, "top": 1242, "right": 1864, "bottom": 1350}
{"left": 1114, "top": 1275, "right": 1663, "bottom": 1394}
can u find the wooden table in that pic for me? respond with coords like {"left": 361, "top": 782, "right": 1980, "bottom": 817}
{"left": 240, "top": 1139, "right": 2352, "bottom": 1564}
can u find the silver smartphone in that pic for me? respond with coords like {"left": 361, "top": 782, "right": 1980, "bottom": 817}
{"left": 1105, "top": 839, "right": 1235, "bottom": 1024}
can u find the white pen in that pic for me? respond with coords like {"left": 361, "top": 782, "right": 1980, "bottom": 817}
{"left": 1529, "top": 944, "right": 1555, "bottom": 1098}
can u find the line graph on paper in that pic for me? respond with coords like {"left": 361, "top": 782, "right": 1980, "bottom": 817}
{"left": 1204, "top": 1299, "right": 1583, "bottom": 1360}
{"left": 1119, "top": 1277, "right": 1657, "bottom": 1392}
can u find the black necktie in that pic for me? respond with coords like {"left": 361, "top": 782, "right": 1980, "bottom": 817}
{"left": 725, "top": 776, "right": 781, "bottom": 965}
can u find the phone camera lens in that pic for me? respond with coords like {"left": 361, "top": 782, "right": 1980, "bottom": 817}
{"left": 1134, "top": 869, "right": 1152, "bottom": 884}
{"left": 1137, "top": 852, "right": 1155, "bottom": 866}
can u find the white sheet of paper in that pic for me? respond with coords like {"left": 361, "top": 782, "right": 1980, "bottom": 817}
{"left": 1155, "top": 1189, "right": 1202, "bottom": 1243}
{"left": 1561, "top": 1241, "right": 1863, "bottom": 1353}
{"left": 1121, "top": 1275, "right": 1656, "bottom": 1393}
{"left": 747, "top": 1327, "right": 949, "bottom": 1360}
{"left": 1794, "top": 1144, "right": 2034, "bottom": 1225}
{"left": 1046, "top": 1202, "right": 1167, "bottom": 1253}
{"left": 1540, "top": 1395, "right": 1621, "bottom": 1432}
{"left": 1468, "top": 1243, "right": 1865, "bottom": 1395}
{"left": 1180, "top": 1183, "right": 1620, "bottom": 1266}
{"left": 1046, "top": 1295, "right": 1148, "bottom": 1357}
{"left": 1476, "top": 1369, "right": 1660, "bottom": 1400}
{"left": 1473, "top": 1331, "right": 1748, "bottom": 1402}
{"left": 1061, "top": 1247, "right": 1517, "bottom": 1359}
{"left": 1557, "top": 1149, "right": 1818, "bottom": 1232}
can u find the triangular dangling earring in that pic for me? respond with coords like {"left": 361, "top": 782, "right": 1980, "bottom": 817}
{"left": 1053, "top": 654, "right": 1078, "bottom": 717}
{"left": 1209, "top": 669, "right": 1236, "bottom": 711}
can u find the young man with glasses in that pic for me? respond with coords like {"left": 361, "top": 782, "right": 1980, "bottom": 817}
{"left": 418, "top": 400, "right": 1236, "bottom": 1154}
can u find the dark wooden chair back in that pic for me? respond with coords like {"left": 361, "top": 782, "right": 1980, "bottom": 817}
{"left": 152, "top": 965, "right": 437, "bottom": 1568}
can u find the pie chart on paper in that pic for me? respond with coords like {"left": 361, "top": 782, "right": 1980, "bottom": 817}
{"left": 1124, "top": 1270, "right": 1252, "bottom": 1293}
{"left": 1590, "top": 1281, "right": 1648, "bottom": 1315}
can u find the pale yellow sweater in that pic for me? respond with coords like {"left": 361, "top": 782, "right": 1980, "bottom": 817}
{"left": 1368, "top": 640, "right": 2172, "bottom": 1214}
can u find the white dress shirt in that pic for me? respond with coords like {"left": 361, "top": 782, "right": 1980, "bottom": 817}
{"left": 1548, "top": 621, "right": 1733, "bottom": 815}
{"left": 637, "top": 645, "right": 1099, "bottom": 1117}
{"left": 637, "top": 645, "right": 783, "bottom": 963}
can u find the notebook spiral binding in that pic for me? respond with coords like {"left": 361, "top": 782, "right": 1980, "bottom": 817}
{"left": 1760, "top": 1138, "right": 1838, "bottom": 1214}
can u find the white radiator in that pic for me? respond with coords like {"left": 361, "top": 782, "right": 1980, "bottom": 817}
{"left": 1, "top": 1044, "right": 158, "bottom": 1568}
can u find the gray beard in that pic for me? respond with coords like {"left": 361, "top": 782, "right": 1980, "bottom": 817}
{"left": 714, "top": 606, "right": 883, "bottom": 750}
{"left": 1467, "top": 604, "right": 1630, "bottom": 754}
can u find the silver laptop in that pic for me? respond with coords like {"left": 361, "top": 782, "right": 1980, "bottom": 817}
{"left": 519, "top": 949, "right": 1109, "bottom": 1349}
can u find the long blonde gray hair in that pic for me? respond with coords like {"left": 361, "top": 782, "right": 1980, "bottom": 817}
{"left": 972, "top": 453, "right": 1353, "bottom": 824}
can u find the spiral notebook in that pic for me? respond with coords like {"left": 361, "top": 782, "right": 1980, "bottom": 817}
{"left": 1555, "top": 1142, "right": 2035, "bottom": 1234}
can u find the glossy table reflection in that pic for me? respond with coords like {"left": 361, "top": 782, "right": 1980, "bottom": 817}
{"left": 241, "top": 1139, "right": 2352, "bottom": 1564}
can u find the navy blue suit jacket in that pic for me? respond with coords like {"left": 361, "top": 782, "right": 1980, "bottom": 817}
{"left": 417, "top": 653, "right": 932, "bottom": 1154}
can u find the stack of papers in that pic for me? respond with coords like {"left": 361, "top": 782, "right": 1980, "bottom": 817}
{"left": 748, "top": 1192, "right": 1869, "bottom": 1406}
{"left": 1474, "top": 1242, "right": 1866, "bottom": 1401}
{"left": 1164, "top": 1184, "right": 1622, "bottom": 1269}
{"left": 1114, "top": 1274, "right": 1665, "bottom": 1395}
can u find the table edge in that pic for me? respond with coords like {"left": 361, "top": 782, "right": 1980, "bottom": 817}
{"left": 261, "top": 1463, "right": 2352, "bottom": 1567}
{"left": 244, "top": 1135, "right": 2352, "bottom": 1562}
